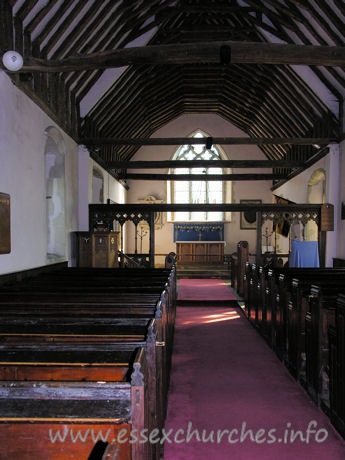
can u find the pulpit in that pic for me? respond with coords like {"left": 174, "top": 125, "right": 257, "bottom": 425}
{"left": 76, "top": 231, "right": 119, "bottom": 267}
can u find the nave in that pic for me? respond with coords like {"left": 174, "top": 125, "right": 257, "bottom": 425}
{"left": 163, "top": 280, "right": 345, "bottom": 460}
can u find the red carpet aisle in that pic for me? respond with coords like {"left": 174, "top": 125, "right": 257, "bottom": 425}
{"left": 163, "top": 307, "right": 345, "bottom": 460}
{"left": 177, "top": 279, "right": 238, "bottom": 301}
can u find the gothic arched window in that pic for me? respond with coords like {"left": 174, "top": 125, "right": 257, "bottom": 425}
{"left": 168, "top": 130, "right": 231, "bottom": 222}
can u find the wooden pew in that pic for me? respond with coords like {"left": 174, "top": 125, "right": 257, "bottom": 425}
{"left": 242, "top": 261, "right": 251, "bottom": 310}
{"left": 0, "top": 347, "right": 151, "bottom": 460}
{"left": 0, "top": 266, "right": 177, "bottom": 459}
{"left": 229, "top": 253, "right": 238, "bottom": 291}
{"left": 262, "top": 268, "right": 279, "bottom": 348}
{"left": 259, "top": 268, "right": 344, "bottom": 362}
{"left": 0, "top": 302, "right": 168, "bottom": 457}
{"left": 0, "top": 265, "right": 176, "bottom": 334}
{"left": 244, "top": 264, "right": 284, "bottom": 349}
{"left": 329, "top": 294, "right": 345, "bottom": 438}
{"left": 255, "top": 266, "right": 266, "bottom": 331}
{"left": 0, "top": 315, "right": 166, "bottom": 439}
{"left": 14, "top": 266, "right": 177, "bottom": 351}
{"left": 267, "top": 269, "right": 345, "bottom": 407}
{"left": 0, "top": 284, "right": 174, "bottom": 363}
{"left": 243, "top": 264, "right": 345, "bottom": 370}
{"left": 275, "top": 271, "right": 344, "bottom": 378}
{"left": 288, "top": 276, "right": 340, "bottom": 382}
{"left": 245, "top": 263, "right": 258, "bottom": 322}
{"left": 236, "top": 241, "right": 249, "bottom": 297}
{"left": 0, "top": 293, "right": 173, "bottom": 390}
{"left": 240, "top": 263, "right": 345, "bottom": 439}
{"left": 304, "top": 282, "right": 345, "bottom": 405}
{"left": 246, "top": 265, "right": 270, "bottom": 333}
{"left": 0, "top": 298, "right": 170, "bottom": 427}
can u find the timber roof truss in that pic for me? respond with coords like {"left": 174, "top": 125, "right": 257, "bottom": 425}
{"left": 1, "top": 0, "right": 345, "bottom": 184}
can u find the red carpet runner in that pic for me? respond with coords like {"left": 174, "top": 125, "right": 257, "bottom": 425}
{"left": 163, "top": 306, "right": 345, "bottom": 459}
{"left": 177, "top": 279, "right": 238, "bottom": 301}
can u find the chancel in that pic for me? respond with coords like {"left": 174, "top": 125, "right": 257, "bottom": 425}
{"left": 1, "top": 1, "right": 345, "bottom": 459}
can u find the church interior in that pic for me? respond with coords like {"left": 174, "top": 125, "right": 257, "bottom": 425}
{"left": 1, "top": 1, "right": 345, "bottom": 459}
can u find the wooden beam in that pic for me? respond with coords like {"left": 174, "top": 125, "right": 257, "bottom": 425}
{"left": 82, "top": 136, "right": 337, "bottom": 146}
{"left": 0, "top": 0, "right": 13, "bottom": 51}
{"left": 90, "top": 203, "right": 322, "bottom": 213}
{"left": 118, "top": 173, "right": 285, "bottom": 181}
{"left": 107, "top": 160, "right": 305, "bottom": 169}
{"left": 3, "top": 41, "right": 345, "bottom": 72}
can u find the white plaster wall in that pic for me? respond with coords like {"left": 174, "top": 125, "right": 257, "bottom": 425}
{"left": 80, "top": 158, "right": 128, "bottom": 250}
{"left": 273, "top": 149, "right": 340, "bottom": 266}
{"left": 126, "top": 114, "right": 273, "bottom": 265}
{"left": 88, "top": 158, "right": 127, "bottom": 206}
{"left": 78, "top": 152, "right": 127, "bottom": 231}
{"left": 0, "top": 72, "right": 78, "bottom": 274}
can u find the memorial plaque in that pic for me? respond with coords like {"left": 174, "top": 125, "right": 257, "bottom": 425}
{"left": 0, "top": 193, "right": 10, "bottom": 254}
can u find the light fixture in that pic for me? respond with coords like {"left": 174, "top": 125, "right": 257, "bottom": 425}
{"left": 2, "top": 51, "right": 23, "bottom": 71}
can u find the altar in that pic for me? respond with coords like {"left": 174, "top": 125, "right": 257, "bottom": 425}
{"left": 174, "top": 223, "right": 225, "bottom": 264}
{"left": 176, "top": 241, "right": 225, "bottom": 264}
